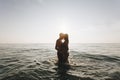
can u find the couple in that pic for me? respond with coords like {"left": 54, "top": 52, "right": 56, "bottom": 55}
{"left": 55, "top": 33, "right": 69, "bottom": 64}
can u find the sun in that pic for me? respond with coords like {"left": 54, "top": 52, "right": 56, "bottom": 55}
{"left": 58, "top": 26, "right": 69, "bottom": 34}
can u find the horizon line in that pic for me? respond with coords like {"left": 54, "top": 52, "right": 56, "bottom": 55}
{"left": 0, "top": 42, "right": 120, "bottom": 44}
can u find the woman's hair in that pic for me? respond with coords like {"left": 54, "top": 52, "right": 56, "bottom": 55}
{"left": 64, "top": 34, "right": 69, "bottom": 43}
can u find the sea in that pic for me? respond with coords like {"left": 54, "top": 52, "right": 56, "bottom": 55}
{"left": 0, "top": 43, "right": 120, "bottom": 80}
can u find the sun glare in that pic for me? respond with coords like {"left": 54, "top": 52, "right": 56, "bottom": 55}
{"left": 59, "top": 26, "right": 69, "bottom": 34}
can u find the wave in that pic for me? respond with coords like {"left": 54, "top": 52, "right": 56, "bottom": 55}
{"left": 0, "top": 44, "right": 120, "bottom": 80}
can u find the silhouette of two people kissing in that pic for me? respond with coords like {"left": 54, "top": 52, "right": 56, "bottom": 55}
{"left": 55, "top": 33, "right": 69, "bottom": 64}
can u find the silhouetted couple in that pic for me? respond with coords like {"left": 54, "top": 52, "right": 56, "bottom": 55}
{"left": 55, "top": 33, "right": 69, "bottom": 64}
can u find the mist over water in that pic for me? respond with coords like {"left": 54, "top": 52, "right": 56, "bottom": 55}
{"left": 0, "top": 43, "right": 120, "bottom": 80}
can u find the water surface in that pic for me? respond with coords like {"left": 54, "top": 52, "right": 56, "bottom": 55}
{"left": 0, "top": 43, "right": 120, "bottom": 80}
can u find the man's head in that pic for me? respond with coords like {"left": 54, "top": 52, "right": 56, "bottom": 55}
{"left": 59, "top": 33, "right": 64, "bottom": 39}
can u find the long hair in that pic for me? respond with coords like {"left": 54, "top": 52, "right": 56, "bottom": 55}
{"left": 64, "top": 34, "right": 69, "bottom": 43}
{"left": 64, "top": 34, "right": 69, "bottom": 50}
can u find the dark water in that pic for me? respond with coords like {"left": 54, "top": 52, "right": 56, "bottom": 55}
{"left": 0, "top": 43, "right": 120, "bottom": 80}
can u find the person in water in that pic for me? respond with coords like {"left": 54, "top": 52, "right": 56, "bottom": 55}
{"left": 55, "top": 33, "right": 69, "bottom": 64}
{"left": 62, "top": 34, "right": 69, "bottom": 63}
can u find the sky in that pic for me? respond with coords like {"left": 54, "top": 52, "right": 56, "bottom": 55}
{"left": 0, "top": 0, "right": 120, "bottom": 43}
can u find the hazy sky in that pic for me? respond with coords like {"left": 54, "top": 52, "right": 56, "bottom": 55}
{"left": 0, "top": 0, "right": 120, "bottom": 43}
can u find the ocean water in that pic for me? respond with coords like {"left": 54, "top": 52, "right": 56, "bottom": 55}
{"left": 0, "top": 43, "right": 120, "bottom": 80}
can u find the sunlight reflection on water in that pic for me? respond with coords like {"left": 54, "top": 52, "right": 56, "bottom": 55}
{"left": 0, "top": 43, "right": 120, "bottom": 80}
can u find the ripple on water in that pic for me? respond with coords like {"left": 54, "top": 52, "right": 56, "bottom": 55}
{"left": 0, "top": 44, "right": 120, "bottom": 80}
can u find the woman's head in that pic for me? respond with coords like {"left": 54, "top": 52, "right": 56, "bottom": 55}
{"left": 64, "top": 34, "right": 69, "bottom": 40}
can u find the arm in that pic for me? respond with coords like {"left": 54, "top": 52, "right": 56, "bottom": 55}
{"left": 55, "top": 40, "right": 58, "bottom": 50}
{"left": 65, "top": 40, "right": 69, "bottom": 50}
